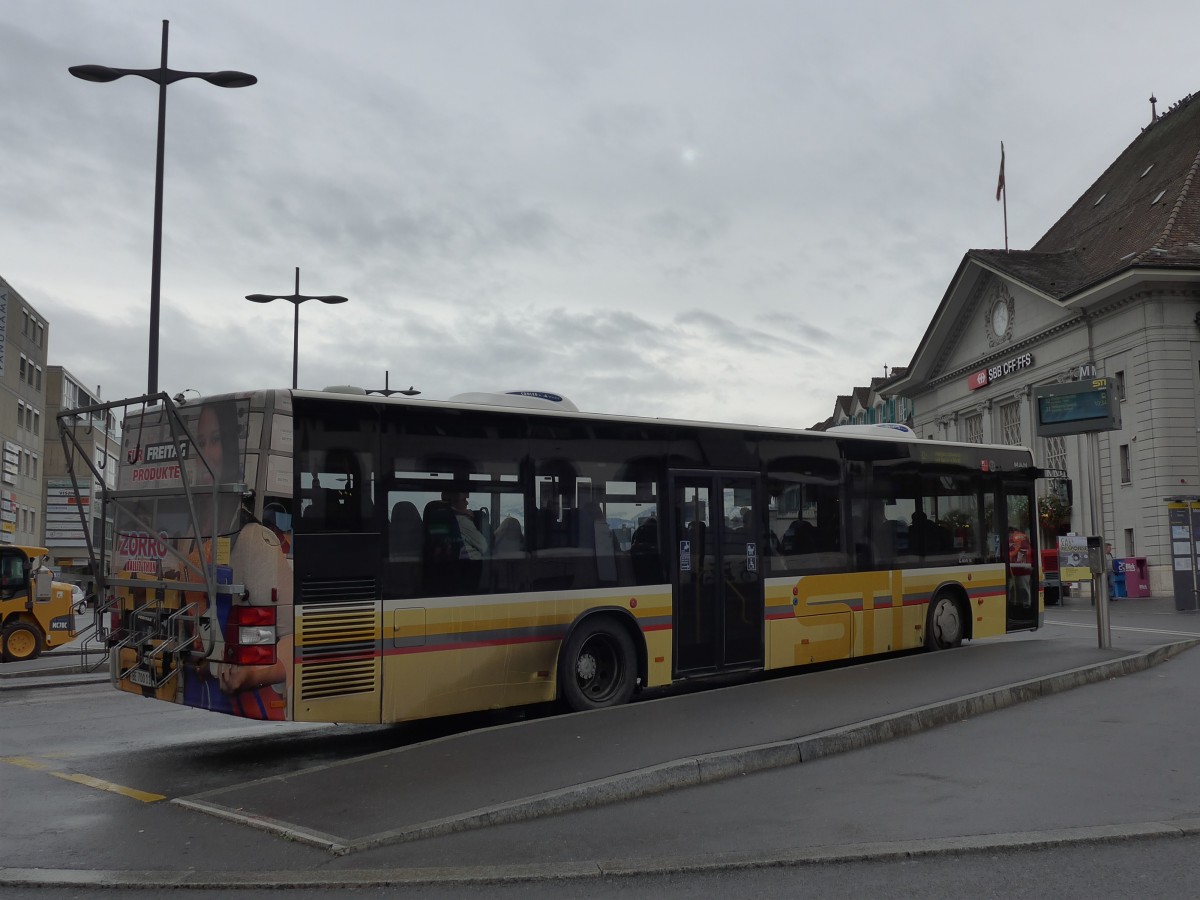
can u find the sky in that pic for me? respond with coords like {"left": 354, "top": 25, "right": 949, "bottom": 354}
{"left": 3, "top": 1, "right": 1197, "bottom": 430}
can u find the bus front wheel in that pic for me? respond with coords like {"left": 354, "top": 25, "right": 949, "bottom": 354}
{"left": 558, "top": 618, "right": 637, "bottom": 712}
{"left": 924, "top": 593, "right": 964, "bottom": 651}
{"left": 3, "top": 621, "right": 44, "bottom": 662}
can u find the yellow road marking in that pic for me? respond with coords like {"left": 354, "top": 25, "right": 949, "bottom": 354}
{"left": 51, "top": 772, "right": 165, "bottom": 803}
{"left": 2, "top": 756, "right": 164, "bottom": 803}
{"left": 1, "top": 756, "right": 50, "bottom": 770}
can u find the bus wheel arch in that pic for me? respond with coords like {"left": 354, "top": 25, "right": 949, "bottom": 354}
{"left": 924, "top": 584, "right": 968, "bottom": 651}
{"left": 3, "top": 620, "right": 44, "bottom": 662}
{"left": 556, "top": 610, "right": 644, "bottom": 712}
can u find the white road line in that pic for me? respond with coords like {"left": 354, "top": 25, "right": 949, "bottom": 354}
{"left": 1044, "top": 619, "right": 1200, "bottom": 638}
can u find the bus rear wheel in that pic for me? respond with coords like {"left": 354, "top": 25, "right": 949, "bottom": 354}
{"left": 924, "top": 593, "right": 964, "bottom": 651}
{"left": 3, "top": 622, "right": 44, "bottom": 662}
{"left": 558, "top": 618, "right": 637, "bottom": 712}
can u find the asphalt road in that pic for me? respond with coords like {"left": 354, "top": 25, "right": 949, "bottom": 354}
{"left": 3, "top": 594, "right": 1200, "bottom": 893}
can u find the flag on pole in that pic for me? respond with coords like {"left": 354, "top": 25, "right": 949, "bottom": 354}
{"left": 995, "top": 142, "right": 1006, "bottom": 201}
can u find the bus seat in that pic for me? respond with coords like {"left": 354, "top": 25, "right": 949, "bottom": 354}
{"left": 594, "top": 521, "right": 618, "bottom": 585}
{"left": 422, "top": 501, "right": 462, "bottom": 560}
{"left": 389, "top": 501, "right": 422, "bottom": 558}
{"left": 422, "top": 501, "right": 480, "bottom": 594}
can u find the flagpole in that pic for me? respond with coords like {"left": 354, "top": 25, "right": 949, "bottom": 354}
{"left": 1003, "top": 169, "right": 1009, "bottom": 253}
{"left": 997, "top": 141, "right": 1009, "bottom": 252}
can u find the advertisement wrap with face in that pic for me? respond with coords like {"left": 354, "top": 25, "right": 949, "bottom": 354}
{"left": 115, "top": 396, "right": 294, "bottom": 720}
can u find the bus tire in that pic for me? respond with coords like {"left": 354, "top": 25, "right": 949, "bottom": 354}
{"left": 3, "top": 621, "right": 44, "bottom": 662}
{"left": 924, "top": 592, "right": 964, "bottom": 651}
{"left": 558, "top": 617, "right": 637, "bottom": 712}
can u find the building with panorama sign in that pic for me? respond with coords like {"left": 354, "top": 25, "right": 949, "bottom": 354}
{"left": 885, "top": 91, "right": 1200, "bottom": 595}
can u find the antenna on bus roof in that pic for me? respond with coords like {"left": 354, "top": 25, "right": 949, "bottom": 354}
{"left": 827, "top": 423, "right": 918, "bottom": 438}
{"left": 448, "top": 390, "right": 580, "bottom": 412}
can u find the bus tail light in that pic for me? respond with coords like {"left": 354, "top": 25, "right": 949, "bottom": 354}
{"left": 224, "top": 606, "right": 277, "bottom": 666}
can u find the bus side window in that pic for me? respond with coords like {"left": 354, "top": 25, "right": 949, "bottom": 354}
{"left": 301, "top": 448, "right": 375, "bottom": 532}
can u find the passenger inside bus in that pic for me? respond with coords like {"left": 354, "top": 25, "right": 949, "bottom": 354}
{"left": 1008, "top": 524, "right": 1033, "bottom": 608}
{"left": 443, "top": 491, "right": 488, "bottom": 560}
{"left": 909, "top": 509, "right": 952, "bottom": 556}
{"left": 780, "top": 517, "right": 818, "bottom": 555}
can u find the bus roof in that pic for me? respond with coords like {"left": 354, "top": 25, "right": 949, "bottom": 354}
{"left": 267, "top": 386, "right": 1036, "bottom": 459}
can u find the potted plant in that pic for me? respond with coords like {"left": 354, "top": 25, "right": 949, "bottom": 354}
{"left": 1038, "top": 494, "right": 1072, "bottom": 536}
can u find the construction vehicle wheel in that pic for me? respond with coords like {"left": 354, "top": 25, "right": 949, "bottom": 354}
{"left": 2, "top": 622, "right": 43, "bottom": 662}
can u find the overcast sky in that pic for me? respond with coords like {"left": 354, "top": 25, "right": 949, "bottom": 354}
{"left": 3, "top": 1, "right": 1195, "bottom": 428}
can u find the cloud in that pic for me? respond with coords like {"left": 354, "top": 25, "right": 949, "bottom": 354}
{"left": 3, "top": 0, "right": 1198, "bottom": 432}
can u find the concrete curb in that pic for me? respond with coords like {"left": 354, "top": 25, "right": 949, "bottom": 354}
{"left": 5, "top": 818, "right": 1200, "bottom": 889}
{"left": 0, "top": 669, "right": 108, "bottom": 687}
{"left": 174, "top": 639, "right": 1200, "bottom": 860}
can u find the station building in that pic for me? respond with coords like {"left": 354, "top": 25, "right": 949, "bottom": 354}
{"left": 884, "top": 92, "right": 1200, "bottom": 595}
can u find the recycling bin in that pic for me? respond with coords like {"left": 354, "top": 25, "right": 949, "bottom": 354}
{"left": 1123, "top": 557, "right": 1150, "bottom": 598}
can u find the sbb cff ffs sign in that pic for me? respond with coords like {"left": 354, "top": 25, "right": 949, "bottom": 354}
{"left": 1032, "top": 378, "right": 1121, "bottom": 438}
{"left": 968, "top": 352, "right": 1034, "bottom": 390}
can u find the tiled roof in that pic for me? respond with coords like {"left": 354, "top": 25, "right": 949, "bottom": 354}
{"left": 973, "top": 91, "right": 1200, "bottom": 298}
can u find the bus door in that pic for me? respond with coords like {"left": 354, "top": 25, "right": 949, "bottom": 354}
{"left": 669, "top": 472, "right": 764, "bottom": 674}
{"left": 1002, "top": 481, "right": 1039, "bottom": 631}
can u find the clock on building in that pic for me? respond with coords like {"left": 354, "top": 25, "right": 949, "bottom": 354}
{"left": 984, "top": 286, "right": 1014, "bottom": 346}
{"left": 990, "top": 299, "right": 1009, "bottom": 336}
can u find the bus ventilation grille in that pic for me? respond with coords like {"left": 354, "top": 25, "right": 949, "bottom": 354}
{"left": 299, "top": 576, "right": 377, "bottom": 604}
{"left": 297, "top": 599, "right": 379, "bottom": 701}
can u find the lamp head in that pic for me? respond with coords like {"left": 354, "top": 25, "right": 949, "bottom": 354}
{"left": 245, "top": 294, "right": 279, "bottom": 304}
{"left": 203, "top": 70, "right": 257, "bottom": 89}
{"left": 69, "top": 65, "right": 125, "bottom": 83}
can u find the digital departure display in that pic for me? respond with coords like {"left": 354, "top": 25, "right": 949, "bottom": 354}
{"left": 1032, "top": 378, "right": 1120, "bottom": 437}
{"left": 1038, "top": 387, "right": 1110, "bottom": 424}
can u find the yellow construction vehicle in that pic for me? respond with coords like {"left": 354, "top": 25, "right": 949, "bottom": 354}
{"left": 0, "top": 544, "right": 79, "bottom": 662}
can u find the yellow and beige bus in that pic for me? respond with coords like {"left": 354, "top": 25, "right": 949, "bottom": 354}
{"left": 60, "top": 388, "right": 1042, "bottom": 723}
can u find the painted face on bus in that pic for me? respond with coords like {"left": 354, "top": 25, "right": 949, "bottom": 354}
{"left": 194, "top": 406, "right": 224, "bottom": 485}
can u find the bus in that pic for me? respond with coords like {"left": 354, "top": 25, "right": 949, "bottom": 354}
{"left": 60, "top": 388, "right": 1043, "bottom": 724}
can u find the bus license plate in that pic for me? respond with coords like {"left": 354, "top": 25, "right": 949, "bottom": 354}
{"left": 128, "top": 668, "right": 155, "bottom": 688}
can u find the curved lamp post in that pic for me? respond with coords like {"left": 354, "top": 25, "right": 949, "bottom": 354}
{"left": 70, "top": 19, "right": 256, "bottom": 397}
{"left": 367, "top": 372, "right": 421, "bottom": 398}
{"left": 246, "top": 267, "right": 348, "bottom": 389}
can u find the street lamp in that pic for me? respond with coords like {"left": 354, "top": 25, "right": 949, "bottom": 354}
{"left": 246, "top": 267, "right": 348, "bottom": 389}
{"left": 367, "top": 371, "right": 421, "bottom": 398}
{"left": 70, "top": 19, "right": 255, "bottom": 398}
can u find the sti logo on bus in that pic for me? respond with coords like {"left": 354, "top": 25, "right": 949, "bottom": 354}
{"left": 128, "top": 441, "right": 190, "bottom": 465}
